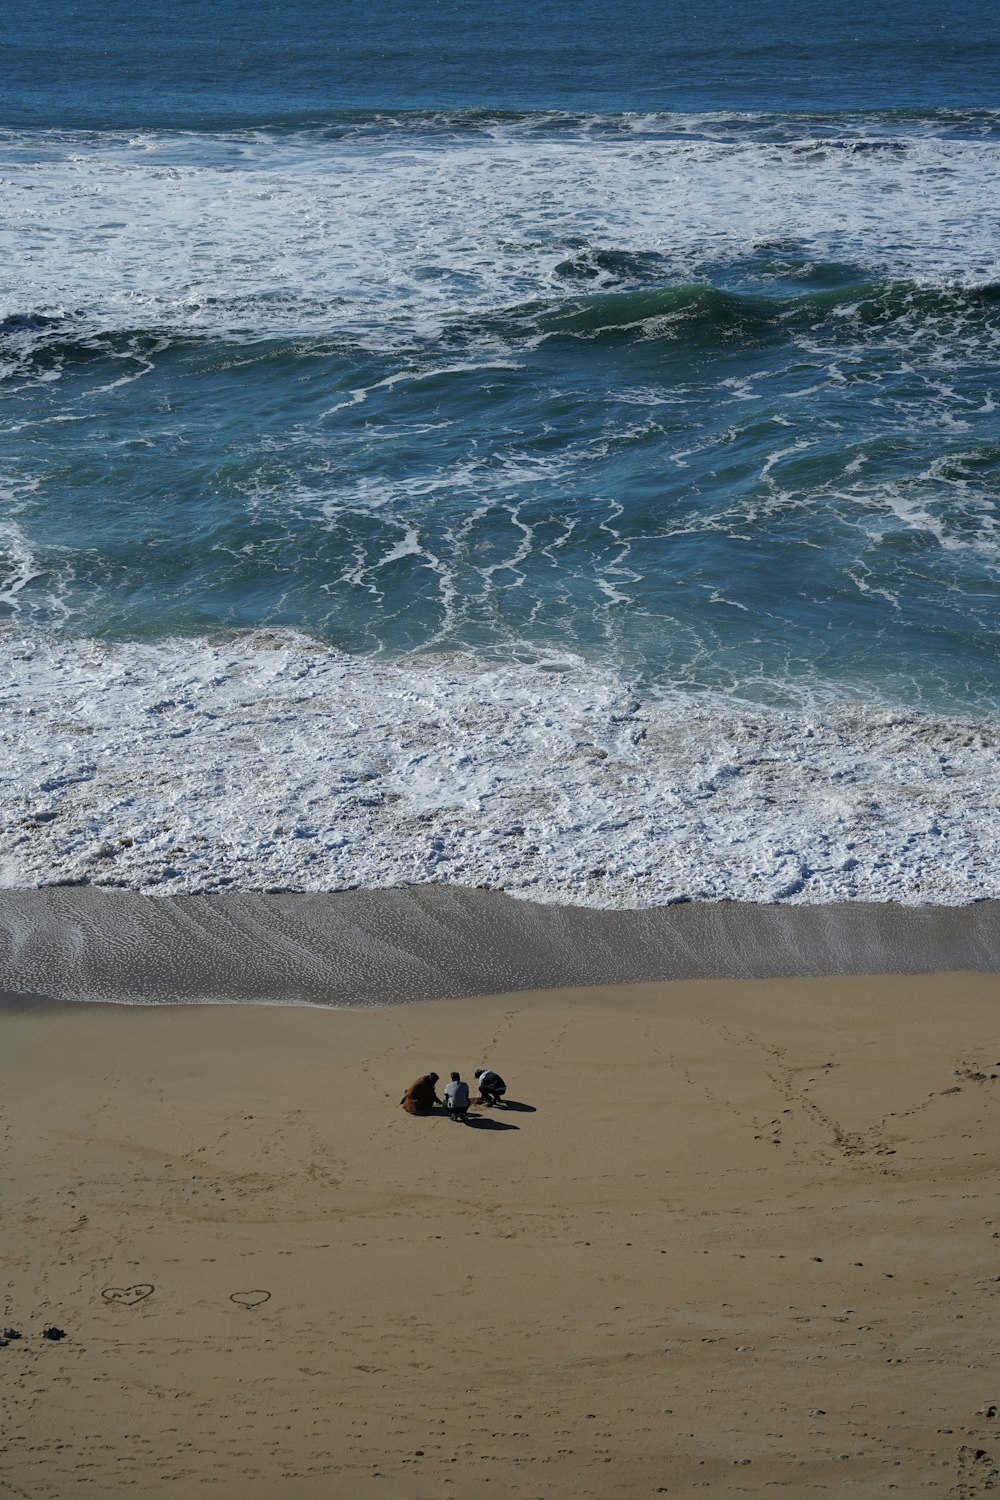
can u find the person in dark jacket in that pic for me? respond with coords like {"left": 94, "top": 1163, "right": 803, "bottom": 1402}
{"left": 400, "top": 1073, "right": 441, "bottom": 1115}
{"left": 474, "top": 1067, "right": 507, "bottom": 1106}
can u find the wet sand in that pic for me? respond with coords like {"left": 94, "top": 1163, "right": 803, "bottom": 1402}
{"left": 5, "top": 971, "right": 1000, "bottom": 1497}
{"left": 3, "top": 886, "right": 1000, "bottom": 1004}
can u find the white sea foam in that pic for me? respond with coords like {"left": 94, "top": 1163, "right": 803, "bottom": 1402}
{"left": 2, "top": 630, "right": 998, "bottom": 906}
{"left": 1, "top": 119, "right": 999, "bottom": 347}
{"left": 0, "top": 507, "right": 75, "bottom": 623}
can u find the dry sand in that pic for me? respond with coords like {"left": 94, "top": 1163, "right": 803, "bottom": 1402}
{"left": 4, "top": 973, "right": 1000, "bottom": 1498}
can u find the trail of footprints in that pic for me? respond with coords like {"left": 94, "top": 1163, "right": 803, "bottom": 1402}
{"left": 695, "top": 1017, "right": 1000, "bottom": 1164}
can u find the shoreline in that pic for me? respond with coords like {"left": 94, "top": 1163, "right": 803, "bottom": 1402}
{"left": 2, "top": 886, "right": 1000, "bottom": 1006}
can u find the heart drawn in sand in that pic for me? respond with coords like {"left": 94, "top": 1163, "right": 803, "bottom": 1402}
{"left": 229, "top": 1290, "right": 271, "bottom": 1309}
{"left": 101, "top": 1284, "right": 154, "bottom": 1306}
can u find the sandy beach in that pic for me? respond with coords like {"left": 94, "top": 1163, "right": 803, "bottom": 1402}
{"left": 5, "top": 969, "right": 1000, "bottom": 1497}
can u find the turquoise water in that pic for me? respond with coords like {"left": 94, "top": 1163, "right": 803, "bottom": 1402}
{"left": 3, "top": 270, "right": 1000, "bottom": 711}
{"left": 3, "top": 107, "right": 1000, "bottom": 713}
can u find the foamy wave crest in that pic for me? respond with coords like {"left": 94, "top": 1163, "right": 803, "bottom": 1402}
{"left": 2, "top": 631, "right": 998, "bottom": 906}
{"left": 2, "top": 114, "right": 1000, "bottom": 349}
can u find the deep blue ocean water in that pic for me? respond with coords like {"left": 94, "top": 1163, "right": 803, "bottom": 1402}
{"left": 7, "top": 0, "right": 1000, "bottom": 125}
{"left": 2, "top": 0, "right": 1000, "bottom": 901}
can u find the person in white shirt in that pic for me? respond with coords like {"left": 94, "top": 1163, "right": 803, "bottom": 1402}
{"left": 443, "top": 1071, "right": 470, "bottom": 1121}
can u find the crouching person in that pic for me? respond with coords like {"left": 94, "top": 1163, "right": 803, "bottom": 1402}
{"left": 400, "top": 1072, "right": 441, "bottom": 1115}
{"left": 443, "top": 1072, "right": 470, "bottom": 1121}
{"left": 475, "top": 1067, "right": 507, "bottom": 1106}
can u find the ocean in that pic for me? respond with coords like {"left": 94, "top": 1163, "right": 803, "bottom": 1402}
{"left": 2, "top": 0, "right": 1000, "bottom": 905}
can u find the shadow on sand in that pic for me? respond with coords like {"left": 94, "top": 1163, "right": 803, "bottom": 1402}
{"left": 461, "top": 1114, "right": 520, "bottom": 1131}
{"left": 496, "top": 1100, "right": 535, "bottom": 1113}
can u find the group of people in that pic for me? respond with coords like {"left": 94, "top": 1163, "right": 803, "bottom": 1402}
{"left": 400, "top": 1067, "right": 507, "bottom": 1121}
